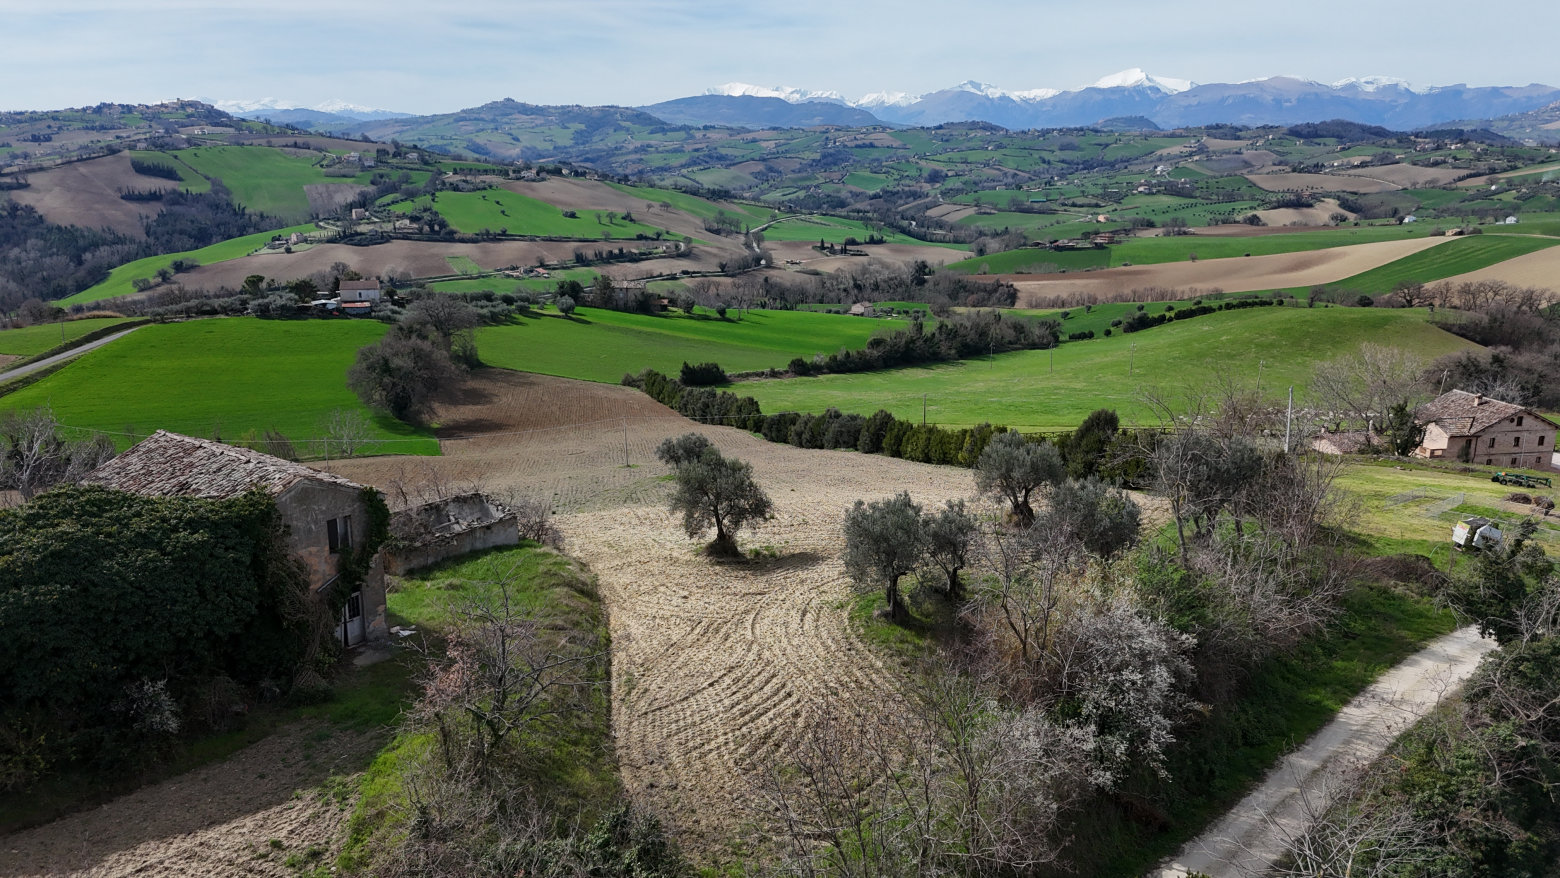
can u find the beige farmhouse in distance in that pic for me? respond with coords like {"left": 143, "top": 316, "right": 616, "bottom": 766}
{"left": 1413, "top": 389, "right": 1558, "bottom": 472}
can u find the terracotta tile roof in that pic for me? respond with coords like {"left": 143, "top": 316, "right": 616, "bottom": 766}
{"left": 83, "top": 430, "right": 361, "bottom": 499}
{"left": 1416, "top": 389, "right": 1553, "bottom": 436}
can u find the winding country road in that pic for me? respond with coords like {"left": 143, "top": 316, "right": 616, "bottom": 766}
{"left": 1154, "top": 626, "right": 1497, "bottom": 877}
{"left": 0, "top": 325, "right": 145, "bottom": 385}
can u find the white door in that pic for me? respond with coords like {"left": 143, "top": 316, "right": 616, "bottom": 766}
{"left": 339, "top": 590, "right": 365, "bottom": 647}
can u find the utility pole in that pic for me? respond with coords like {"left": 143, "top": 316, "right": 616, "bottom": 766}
{"left": 1256, "top": 360, "right": 1264, "bottom": 395}
{"left": 1284, "top": 386, "right": 1294, "bottom": 453}
{"left": 922, "top": 394, "right": 927, "bottom": 427}
{"left": 1128, "top": 343, "right": 1135, "bottom": 375}
{"left": 622, "top": 419, "right": 629, "bottom": 468}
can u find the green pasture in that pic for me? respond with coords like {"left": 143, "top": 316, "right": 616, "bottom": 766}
{"left": 0, "top": 318, "right": 437, "bottom": 454}
{"left": 170, "top": 145, "right": 355, "bottom": 221}
{"left": 759, "top": 215, "right": 965, "bottom": 249}
{"left": 392, "top": 190, "right": 664, "bottom": 239}
{"left": 1333, "top": 461, "right": 1560, "bottom": 555}
{"left": 0, "top": 318, "right": 132, "bottom": 358}
{"left": 126, "top": 150, "right": 212, "bottom": 193}
{"left": 735, "top": 307, "right": 1476, "bottom": 431}
{"left": 478, "top": 307, "right": 909, "bottom": 384}
{"left": 1321, "top": 234, "right": 1560, "bottom": 295}
{"left": 603, "top": 182, "right": 770, "bottom": 223}
{"left": 60, "top": 223, "right": 319, "bottom": 305}
{"left": 945, "top": 225, "right": 1443, "bottom": 274}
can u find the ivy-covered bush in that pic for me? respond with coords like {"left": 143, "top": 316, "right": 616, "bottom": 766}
{"left": 0, "top": 486, "right": 318, "bottom": 787}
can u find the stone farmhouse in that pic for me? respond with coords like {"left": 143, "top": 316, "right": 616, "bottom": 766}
{"left": 1413, "top": 389, "right": 1558, "bottom": 472}
{"left": 82, "top": 431, "right": 388, "bottom": 647}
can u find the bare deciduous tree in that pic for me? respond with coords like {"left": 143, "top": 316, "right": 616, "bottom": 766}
{"left": 1310, "top": 342, "right": 1428, "bottom": 430}
{"left": 0, "top": 407, "right": 114, "bottom": 500}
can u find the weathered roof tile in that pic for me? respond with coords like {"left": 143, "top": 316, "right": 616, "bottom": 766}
{"left": 83, "top": 430, "right": 361, "bottom": 499}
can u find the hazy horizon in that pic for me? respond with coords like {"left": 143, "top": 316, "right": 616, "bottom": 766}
{"left": 5, "top": 0, "right": 1558, "bottom": 115}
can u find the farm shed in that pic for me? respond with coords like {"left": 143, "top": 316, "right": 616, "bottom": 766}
{"left": 384, "top": 493, "right": 520, "bottom": 575}
{"left": 83, "top": 430, "right": 388, "bottom": 647}
{"left": 337, "top": 279, "right": 382, "bottom": 303}
{"left": 1413, "top": 389, "right": 1558, "bottom": 472}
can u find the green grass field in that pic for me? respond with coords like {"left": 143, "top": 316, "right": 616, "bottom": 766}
{"left": 945, "top": 225, "right": 1442, "bottom": 274}
{"left": 61, "top": 222, "right": 319, "bottom": 305}
{"left": 171, "top": 146, "right": 350, "bottom": 221}
{"left": 0, "top": 318, "right": 132, "bottom": 357}
{"left": 478, "top": 307, "right": 909, "bottom": 383}
{"left": 735, "top": 307, "right": 1476, "bottom": 430}
{"left": 603, "top": 182, "right": 770, "bottom": 223}
{"left": 759, "top": 215, "right": 967, "bottom": 249}
{"left": 126, "top": 150, "right": 212, "bottom": 193}
{"left": 1333, "top": 461, "right": 1560, "bottom": 555}
{"left": 392, "top": 190, "right": 666, "bottom": 239}
{"left": 1323, "top": 234, "right": 1560, "bottom": 295}
{"left": 0, "top": 318, "right": 437, "bottom": 454}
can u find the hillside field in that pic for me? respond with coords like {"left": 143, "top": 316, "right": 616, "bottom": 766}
{"left": 61, "top": 222, "right": 321, "bottom": 305}
{"left": 0, "top": 317, "right": 132, "bottom": 357}
{"left": 478, "top": 307, "right": 909, "bottom": 383}
{"left": 947, "top": 224, "right": 1443, "bottom": 274}
{"left": 734, "top": 307, "right": 1478, "bottom": 430}
{"left": 0, "top": 318, "right": 438, "bottom": 454}
{"left": 390, "top": 190, "right": 668, "bottom": 239}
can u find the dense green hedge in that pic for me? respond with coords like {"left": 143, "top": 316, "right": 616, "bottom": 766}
{"left": 0, "top": 486, "right": 317, "bottom": 786}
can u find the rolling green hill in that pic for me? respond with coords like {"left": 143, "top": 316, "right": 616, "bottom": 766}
{"left": 0, "top": 317, "right": 133, "bottom": 357}
{"left": 478, "top": 307, "right": 909, "bottom": 383}
{"left": 734, "top": 307, "right": 1478, "bottom": 431}
{"left": 0, "top": 319, "right": 437, "bottom": 454}
{"left": 60, "top": 223, "right": 320, "bottom": 305}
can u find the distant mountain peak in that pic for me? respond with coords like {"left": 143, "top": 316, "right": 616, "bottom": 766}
{"left": 1330, "top": 75, "right": 1425, "bottom": 94}
{"left": 705, "top": 82, "right": 844, "bottom": 104}
{"left": 213, "top": 97, "right": 407, "bottom": 120}
{"left": 1087, "top": 68, "right": 1194, "bottom": 94}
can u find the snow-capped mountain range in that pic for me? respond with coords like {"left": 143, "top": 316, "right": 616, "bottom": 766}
{"left": 213, "top": 97, "right": 409, "bottom": 122}
{"left": 692, "top": 69, "right": 1558, "bottom": 130}
{"left": 217, "top": 70, "right": 1560, "bottom": 136}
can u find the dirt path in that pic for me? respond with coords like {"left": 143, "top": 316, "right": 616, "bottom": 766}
{"left": 1154, "top": 626, "right": 1497, "bottom": 878}
{"left": 0, "top": 722, "right": 380, "bottom": 877}
{"left": 0, "top": 326, "right": 146, "bottom": 385}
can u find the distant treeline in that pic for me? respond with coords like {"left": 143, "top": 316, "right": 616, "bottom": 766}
{"left": 626, "top": 368, "right": 1158, "bottom": 484}
{"left": 0, "top": 181, "right": 271, "bottom": 312}
{"left": 130, "top": 158, "right": 183, "bottom": 181}
{"left": 788, "top": 310, "right": 1059, "bottom": 377}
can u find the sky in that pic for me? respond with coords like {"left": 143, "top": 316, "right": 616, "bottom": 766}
{"left": 4, "top": 0, "right": 1558, "bottom": 114}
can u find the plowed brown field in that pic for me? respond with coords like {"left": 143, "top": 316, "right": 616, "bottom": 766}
{"left": 1005, "top": 237, "right": 1450, "bottom": 305}
{"left": 330, "top": 370, "right": 982, "bottom": 848}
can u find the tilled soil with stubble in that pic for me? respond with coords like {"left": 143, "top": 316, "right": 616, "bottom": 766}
{"left": 333, "top": 369, "right": 982, "bottom": 849}
{"left": 0, "top": 722, "right": 376, "bottom": 877}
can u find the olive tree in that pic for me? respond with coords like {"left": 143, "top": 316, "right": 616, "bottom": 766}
{"left": 922, "top": 499, "right": 978, "bottom": 600}
{"left": 1041, "top": 477, "right": 1141, "bottom": 561}
{"left": 974, "top": 432, "right": 1064, "bottom": 526}
{"left": 655, "top": 433, "right": 772, "bottom": 557}
{"left": 843, "top": 492, "right": 927, "bottom": 620}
